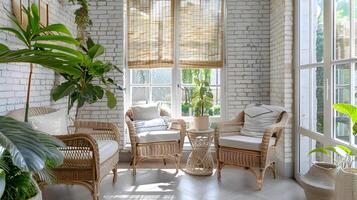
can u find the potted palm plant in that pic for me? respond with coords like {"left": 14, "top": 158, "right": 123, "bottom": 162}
{"left": 191, "top": 78, "right": 214, "bottom": 130}
{"left": 0, "top": 116, "right": 65, "bottom": 200}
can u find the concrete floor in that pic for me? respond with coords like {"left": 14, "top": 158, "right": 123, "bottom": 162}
{"left": 42, "top": 161, "right": 305, "bottom": 200}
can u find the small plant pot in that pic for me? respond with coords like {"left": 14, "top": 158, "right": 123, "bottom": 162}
{"left": 300, "top": 162, "right": 338, "bottom": 200}
{"left": 335, "top": 168, "right": 357, "bottom": 200}
{"left": 192, "top": 116, "right": 209, "bottom": 130}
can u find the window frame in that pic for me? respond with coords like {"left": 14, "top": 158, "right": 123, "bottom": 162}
{"left": 123, "top": 0, "right": 227, "bottom": 146}
{"left": 295, "top": 0, "right": 357, "bottom": 180}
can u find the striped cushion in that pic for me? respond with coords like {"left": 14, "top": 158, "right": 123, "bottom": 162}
{"left": 133, "top": 117, "right": 169, "bottom": 133}
{"left": 241, "top": 104, "right": 285, "bottom": 137}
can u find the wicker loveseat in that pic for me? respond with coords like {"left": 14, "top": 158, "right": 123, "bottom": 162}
{"left": 7, "top": 107, "right": 120, "bottom": 200}
{"left": 215, "top": 106, "right": 288, "bottom": 190}
{"left": 125, "top": 107, "right": 186, "bottom": 175}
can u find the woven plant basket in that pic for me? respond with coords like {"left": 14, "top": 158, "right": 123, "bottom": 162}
{"left": 335, "top": 168, "right": 357, "bottom": 200}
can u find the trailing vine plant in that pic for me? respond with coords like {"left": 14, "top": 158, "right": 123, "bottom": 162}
{"left": 67, "top": 0, "right": 92, "bottom": 43}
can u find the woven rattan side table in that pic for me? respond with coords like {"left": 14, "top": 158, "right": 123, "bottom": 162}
{"left": 184, "top": 128, "right": 215, "bottom": 176}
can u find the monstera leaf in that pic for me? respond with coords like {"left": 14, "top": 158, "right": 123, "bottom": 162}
{"left": 0, "top": 116, "right": 65, "bottom": 172}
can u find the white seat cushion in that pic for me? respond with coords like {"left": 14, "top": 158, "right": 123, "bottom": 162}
{"left": 136, "top": 130, "right": 180, "bottom": 143}
{"left": 97, "top": 140, "right": 118, "bottom": 163}
{"left": 219, "top": 135, "right": 276, "bottom": 151}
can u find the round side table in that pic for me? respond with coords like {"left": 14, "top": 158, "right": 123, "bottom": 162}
{"left": 184, "top": 128, "right": 215, "bottom": 176}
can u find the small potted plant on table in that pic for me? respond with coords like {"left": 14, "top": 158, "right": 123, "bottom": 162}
{"left": 191, "top": 78, "right": 214, "bottom": 131}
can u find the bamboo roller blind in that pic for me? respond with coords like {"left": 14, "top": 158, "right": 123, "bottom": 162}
{"left": 127, "top": 0, "right": 224, "bottom": 69}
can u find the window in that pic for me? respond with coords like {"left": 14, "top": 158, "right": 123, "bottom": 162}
{"left": 126, "top": 0, "right": 224, "bottom": 119}
{"left": 297, "top": 0, "right": 357, "bottom": 176}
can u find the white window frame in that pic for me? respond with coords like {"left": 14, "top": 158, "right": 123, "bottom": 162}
{"left": 123, "top": 0, "right": 227, "bottom": 146}
{"left": 295, "top": 0, "right": 357, "bottom": 180}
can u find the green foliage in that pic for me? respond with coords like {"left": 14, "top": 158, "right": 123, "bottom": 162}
{"left": 1, "top": 152, "right": 37, "bottom": 200}
{"left": 0, "top": 4, "right": 82, "bottom": 122}
{"left": 0, "top": 117, "right": 65, "bottom": 199}
{"left": 50, "top": 37, "right": 122, "bottom": 117}
{"left": 191, "top": 79, "right": 214, "bottom": 117}
{"left": 67, "top": 0, "right": 91, "bottom": 43}
{"left": 309, "top": 144, "right": 354, "bottom": 168}
{"left": 0, "top": 169, "right": 4, "bottom": 198}
{"left": 333, "top": 104, "right": 357, "bottom": 135}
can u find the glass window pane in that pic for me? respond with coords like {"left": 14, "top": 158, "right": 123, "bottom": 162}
{"left": 299, "top": 135, "right": 324, "bottom": 174}
{"left": 182, "top": 69, "right": 199, "bottom": 84}
{"left": 335, "top": 0, "right": 351, "bottom": 60}
{"left": 132, "top": 70, "right": 149, "bottom": 84}
{"left": 210, "top": 69, "right": 218, "bottom": 86}
{"left": 132, "top": 87, "right": 149, "bottom": 105}
{"left": 152, "top": 87, "right": 171, "bottom": 105}
{"left": 300, "top": 69, "right": 310, "bottom": 129}
{"left": 334, "top": 64, "right": 351, "bottom": 142}
{"left": 312, "top": 0, "right": 324, "bottom": 63}
{"left": 152, "top": 68, "right": 172, "bottom": 84}
{"left": 312, "top": 67, "right": 324, "bottom": 133}
{"left": 300, "top": 0, "right": 310, "bottom": 65}
{"left": 181, "top": 87, "right": 194, "bottom": 116}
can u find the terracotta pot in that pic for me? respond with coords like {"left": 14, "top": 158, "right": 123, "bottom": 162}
{"left": 192, "top": 116, "right": 209, "bottom": 131}
{"left": 335, "top": 168, "right": 357, "bottom": 200}
{"left": 300, "top": 162, "right": 338, "bottom": 200}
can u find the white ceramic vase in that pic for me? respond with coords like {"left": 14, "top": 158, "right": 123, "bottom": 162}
{"left": 192, "top": 116, "right": 209, "bottom": 130}
{"left": 335, "top": 168, "right": 357, "bottom": 200}
{"left": 300, "top": 162, "right": 338, "bottom": 200}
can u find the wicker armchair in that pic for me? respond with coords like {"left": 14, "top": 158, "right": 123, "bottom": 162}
{"left": 125, "top": 108, "right": 186, "bottom": 175}
{"left": 6, "top": 107, "right": 120, "bottom": 200}
{"left": 215, "top": 110, "right": 289, "bottom": 190}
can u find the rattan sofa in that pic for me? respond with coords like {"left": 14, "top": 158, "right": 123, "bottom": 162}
{"left": 7, "top": 107, "right": 120, "bottom": 200}
{"left": 125, "top": 108, "right": 186, "bottom": 175}
{"left": 215, "top": 110, "right": 288, "bottom": 190}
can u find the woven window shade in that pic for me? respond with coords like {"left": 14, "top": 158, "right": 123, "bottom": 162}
{"left": 127, "top": 0, "right": 174, "bottom": 69}
{"left": 179, "top": 0, "right": 224, "bottom": 68}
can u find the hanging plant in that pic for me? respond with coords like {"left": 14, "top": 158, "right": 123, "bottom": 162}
{"left": 67, "top": 0, "right": 92, "bottom": 43}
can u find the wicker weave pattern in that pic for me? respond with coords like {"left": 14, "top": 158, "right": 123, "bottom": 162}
{"left": 6, "top": 107, "right": 120, "bottom": 200}
{"left": 215, "top": 111, "right": 288, "bottom": 190}
{"left": 125, "top": 108, "right": 186, "bottom": 175}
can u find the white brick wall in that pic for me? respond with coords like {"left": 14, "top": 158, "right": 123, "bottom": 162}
{"left": 0, "top": 0, "right": 76, "bottom": 116}
{"left": 78, "top": 0, "right": 125, "bottom": 147}
{"left": 270, "top": 0, "right": 294, "bottom": 177}
{"left": 225, "top": 0, "right": 271, "bottom": 119}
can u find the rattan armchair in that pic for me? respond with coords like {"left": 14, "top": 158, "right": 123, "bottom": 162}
{"left": 6, "top": 107, "right": 120, "bottom": 200}
{"left": 215, "top": 110, "right": 289, "bottom": 190}
{"left": 125, "top": 108, "right": 186, "bottom": 175}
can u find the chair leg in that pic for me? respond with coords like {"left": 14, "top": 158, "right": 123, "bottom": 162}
{"left": 257, "top": 168, "right": 266, "bottom": 191}
{"left": 175, "top": 155, "right": 181, "bottom": 174}
{"left": 112, "top": 163, "right": 118, "bottom": 184}
{"left": 132, "top": 156, "right": 137, "bottom": 176}
{"left": 217, "top": 161, "right": 222, "bottom": 182}
{"left": 271, "top": 162, "right": 276, "bottom": 179}
{"left": 92, "top": 181, "right": 99, "bottom": 200}
{"left": 163, "top": 158, "right": 167, "bottom": 166}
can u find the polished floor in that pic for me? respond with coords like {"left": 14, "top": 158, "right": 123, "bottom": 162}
{"left": 43, "top": 161, "right": 305, "bottom": 200}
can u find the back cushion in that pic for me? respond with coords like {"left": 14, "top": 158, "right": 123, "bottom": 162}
{"left": 131, "top": 103, "right": 160, "bottom": 121}
{"left": 133, "top": 117, "right": 169, "bottom": 133}
{"left": 240, "top": 104, "right": 285, "bottom": 137}
{"left": 28, "top": 109, "right": 69, "bottom": 135}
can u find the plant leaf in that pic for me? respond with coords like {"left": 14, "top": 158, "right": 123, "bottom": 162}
{"left": 52, "top": 81, "right": 76, "bottom": 101}
{"left": 40, "top": 24, "right": 72, "bottom": 35}
{"left": 88, "top": 44, "right": 104, "bottom": 58}
{"left": 308, "top": 147, "right": 329, "bottom": 155}
{"left": 0, "top": 27, "right": 29, "bottom": 47}
{"left": 0, "top": 169, "right": 5, "bottom": 198}
{"left": 0, "top": 116, "right": 65, "bottom": 172}
{"left": 106, "top": 90, "right": 116, "bottom": 108}
{"left": 336, "top": 145, "right": 354, "bottom": 156}
{"left": 33, "top": 35, "right": 80, "bottom": 45}
{"left": 333, "top": 104, "right": 357, "bottom": 123}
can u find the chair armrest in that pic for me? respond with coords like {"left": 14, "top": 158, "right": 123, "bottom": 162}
{"left": 169, "top": 119, "right": 186, "bottom": 140}
{"left": 214, "top": 120, "right": 243, "bottom": 148}
{"left": 73, "top": 120, "right": 120, "bottom": 144}
{"left": 125, "top": 116, "right": 137, "bottom": 145}
{"left": 55, "top": 133, "right": 100, "bottom": 179}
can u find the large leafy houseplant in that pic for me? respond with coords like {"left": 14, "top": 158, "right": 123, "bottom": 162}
{"left": 191, "top": 78, "right": 214, "bottom": 130}
{"left": 0, "top": 4, "right": 81, "bottom": 122}
{"left": 0, "top": 116, "right": 65, "bottom": 199}
{"left": 48, "top": 37, "right": 122, "bottom": 119}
